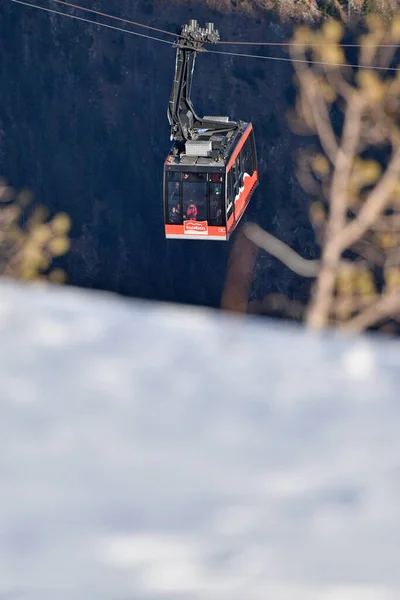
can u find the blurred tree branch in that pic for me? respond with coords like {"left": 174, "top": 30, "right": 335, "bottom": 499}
{"left": 0, "top": 178, "right": 71, "bottom": 284}
{"left": 243, "top": 223, "right": 320, "bottom": 277}
{"left": 244, "top": 16, "right": 400, "bottom": 333}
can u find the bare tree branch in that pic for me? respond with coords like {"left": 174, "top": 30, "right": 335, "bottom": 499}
{"left": 244, "top": 18, "right": 400, "bottom": 332}
{"left": 291, "top": 61, "right": 339, "bottom": 163}
{"left": 325, "top": 69, "right": 352, "bottom": 102}
{"left": 332, "top": 0, "right": 347, "bottom": 22}
{"left": 339, "top": 149, "right": 400, "bottom": 251}
{"left": 306, "top": 95, "right": 365, "bottom": 328}
{"left": 329, "top": 94, "right": 364, "bottom": 231}
{"left": 243, "top": 223, "right": 320, "bottom": 277}
{"left": 341, "top": 291, "right": 400, "bottom": 332}
{"left": 351, "top": 238, "right": 386, "bottom": 266}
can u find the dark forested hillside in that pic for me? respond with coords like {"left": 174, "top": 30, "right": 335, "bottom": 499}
{"left": 0, "top": 0, "right": 318, "bottom": 309}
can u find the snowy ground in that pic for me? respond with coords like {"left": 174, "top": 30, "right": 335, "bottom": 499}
{"left": 1, "top": 279, "right": 400, "bottom": 599}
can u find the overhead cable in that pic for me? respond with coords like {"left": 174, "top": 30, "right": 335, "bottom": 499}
{"left": 23, "top": 0, "right": 400, "bottom": 48}
{"left": 9, "top": 0, "right": 175, "bottom": 45}
{"left": 217, "top": 40, "right": 400, "bottom": 48}
{"left": 206, "top": 48, "right": 400, "bottom": 72}
{"left": 49, "top": 0, "right": 183, "bottom": 39}
{"left": 8, "top": 0, "right": 400, "bottom": 72}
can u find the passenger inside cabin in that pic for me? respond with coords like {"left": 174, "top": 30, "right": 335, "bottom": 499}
{"left": 169, "top": 205, "right": 180, "bottom": 223}
{"left": 185, "top": 203, "right": 198, "bottom": 221}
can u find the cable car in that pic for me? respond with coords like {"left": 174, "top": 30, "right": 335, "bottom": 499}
{"left": 164, "top": 20, "right": 259, "bottom": 241}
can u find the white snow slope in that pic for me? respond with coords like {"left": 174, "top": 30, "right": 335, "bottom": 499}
{"left": 1, "top": 279, "right": 400, "bottom": 600}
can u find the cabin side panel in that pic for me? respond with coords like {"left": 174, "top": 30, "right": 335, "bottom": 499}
{"left": 226, "top": 127, "right": 259, "bottom": 236}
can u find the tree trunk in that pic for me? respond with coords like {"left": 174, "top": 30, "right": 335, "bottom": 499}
{"left": 305, "top": 239, "right": 342, "bottom": 328}
{"left": 221, "top": 229, "right": 258, "bottom": 313}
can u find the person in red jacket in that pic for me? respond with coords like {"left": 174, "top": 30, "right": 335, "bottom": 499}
{"left": 185, "top": 203, "right": 198, "bottom": 221}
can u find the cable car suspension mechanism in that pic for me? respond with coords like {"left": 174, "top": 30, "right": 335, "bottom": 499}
{"left": 167, "top": 20, "right": 239, "bottom": 159}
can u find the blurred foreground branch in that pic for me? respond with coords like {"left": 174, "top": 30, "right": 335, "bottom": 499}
{"left": 243, "top": 223, "right": 320, "bottom": 277}
{"left": 0, "top": 178, "right": 71, "bottom": 283}
{"left": 246, "top": 16, "right": 400, "bottom": 333}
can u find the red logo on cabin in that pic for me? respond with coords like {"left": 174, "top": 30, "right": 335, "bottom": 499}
{"left": 184, "top": 220, "right": 209, "bottom": 235}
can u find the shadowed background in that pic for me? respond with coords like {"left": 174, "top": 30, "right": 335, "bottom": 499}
{"left": 0, "top": 0, "right": 318, "bottom": 310}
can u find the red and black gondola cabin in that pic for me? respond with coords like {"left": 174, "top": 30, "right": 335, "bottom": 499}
{"left": 164, "top": 123, "right": 258, "bottom": 241}
{"left": 163, "top": 20, "right": 259, "bottom": 241}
